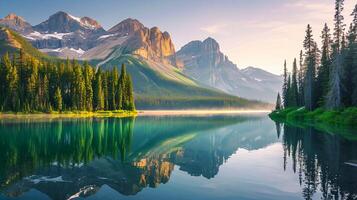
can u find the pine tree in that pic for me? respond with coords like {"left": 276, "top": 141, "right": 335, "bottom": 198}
{"left": 72, "top": 63, "right": 86, "bottom": 110}
{"left": 26, "top": 58, "right": 38, "bottom": 111}
{"left": 125, "top": 75, "right": 135, "bottom": 111}
{"left": 286, "top": 74, "right": 292, "bottom": 107}
{"left": 119, "top": 64, "right": 127, "bottom": 109}
{"left": 341, "top": 23, "right": 356, "bottom": 106}
{"left": 275, "top": 92, "right": 282, "bottom": 110}
{"left": 0, "top": 53, "right": 12, "bottom": 110}
{"left": 303, "top": 24, "right": 317, "bottom": 111}
{"left": 102, "top": 72, "right": 109, "bottom": 110}
{"left": 41, "top": 74, "right": 50, "bottom": 111}
{"left": 7, "top": 63, "right": 19, "bottom": 111}
{"left": 290, "top": 58, "right": 299, "bottom": 107}
{"left": 116, "top": 77, "right": 123, "bottom": 110}
{"left": 83, "top": 62, "right": 94, "bottom": 111}
{"left": 298, "top": 50, "right": 305, "bottom": 106}
{"left": 54, "top": 87, "right": 63, "bottom": 112}
{"left": 351, "top": 4, "right": 357, "bottom": 106}
{"left": 316, "top": 23, "right": 332, "bottom": 106}
{"left": 108, "top": 68, "right": 119, "bottom": 110}
{"left": 333, "top": 0, "right": 346, "bottom": 54}
{"left": 93, "top": 69, "right": 104, "bottom": 111}
{"left": 327, "top": 0, "right": 346, "bottom": 109}
{"left": 282, "top": 60, "right": 289, "bottom": 108}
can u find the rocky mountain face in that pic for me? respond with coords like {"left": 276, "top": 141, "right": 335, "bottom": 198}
{"left": 1, "top": 12, "right": 105, "bottom": 58}
{"left": 0, "top": 12, "right": 177, "bottom": 66}
{"left": 81, "top": 18, "right": 177, "bottom": 66}
{"left": 177, "top": 38, "right": 282, "bottom": 102}
{"left": 0, "top": 13, "right": 33, "bottom": 34}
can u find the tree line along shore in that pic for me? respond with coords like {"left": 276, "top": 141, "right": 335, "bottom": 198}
{"left": 272, "top": 0, "right": 357, "bottom": 127}
{"left": 0, "top": 50, "right": 135, "bottom": 115}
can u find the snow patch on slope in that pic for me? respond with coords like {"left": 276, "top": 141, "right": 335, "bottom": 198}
{"left": 25, "top": 31, "right": 73, "bottom": 40}
{"left": 68, "top": 14, "right": 81, "bottom": 23}
{"left": 25, "top": 175, "right": 70, "bottom": 184}
{"left": 98, "top": 33, "right": 119, "bottom": 40}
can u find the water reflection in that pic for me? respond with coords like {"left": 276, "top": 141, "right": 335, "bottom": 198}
{"left": 0, "top": 115, "right": 277, "bottom": 199}
{"left": 0, "top": 115, "right": 356, "bottom": 200}
{"left": 280, "top": 123, "right": 357, "bottom": 199}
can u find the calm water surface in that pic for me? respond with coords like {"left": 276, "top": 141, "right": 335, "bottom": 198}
{"left": 0, "top": 114, "right": 356, "bottom": 200}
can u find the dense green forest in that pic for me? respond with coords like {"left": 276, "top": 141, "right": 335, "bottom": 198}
{"left": 0, "top": 50, "right": 135, "bottom": 112}
{"left": 275, "top": 0, "right": 357, "bottom": 113}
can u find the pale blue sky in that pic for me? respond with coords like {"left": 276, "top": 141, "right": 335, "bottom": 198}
{"left": 1, "top": 0, "right": 355, "bottom": 74}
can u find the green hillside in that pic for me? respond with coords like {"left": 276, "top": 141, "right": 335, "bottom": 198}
{"left": 0, "top": 26, "right": 49, "bottom": 59}
{"left": 96, "top": 55, "right": 270, "bottom": 109}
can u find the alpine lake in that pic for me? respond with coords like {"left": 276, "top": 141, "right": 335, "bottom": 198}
{"left": 0, "top": 112, "right": 356, "bottom": 200}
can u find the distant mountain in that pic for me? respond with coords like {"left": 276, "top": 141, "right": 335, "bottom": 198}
{"left": 177, "top": 38, "right": 282, "bottom": 102}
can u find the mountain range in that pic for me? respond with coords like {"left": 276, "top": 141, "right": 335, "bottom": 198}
{"left": 0, "top": 12, "right": 281, "bottom": 104}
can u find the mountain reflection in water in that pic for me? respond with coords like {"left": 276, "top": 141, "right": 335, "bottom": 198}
{"left": 0, "top": 115, "right": 356, "bottom": 200}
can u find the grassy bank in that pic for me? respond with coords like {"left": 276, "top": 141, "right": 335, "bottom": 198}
{"left": 269, "top": 107, "right": 357, "bottom": 140}
{"left": 270, "top": 107, "right": 357, "bottom": 126}
{"left": 0, "top": 110, "right": 137, "bottom": 119}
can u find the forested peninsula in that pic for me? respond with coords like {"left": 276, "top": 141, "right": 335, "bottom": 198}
{"left": 271, "top": 0, "right": 357, "bottom": 127}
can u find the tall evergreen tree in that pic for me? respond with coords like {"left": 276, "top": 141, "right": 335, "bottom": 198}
{"left": 125, "top": 75, "right": 135, "bottom": 111}
{"left": 298, "top": 50, "right": 305, "bottom": 106}
{"left": 351, "top": 4, "right": 357, "bottom": 106}
{"left": 72, "top": 62, "right": 86, "bottom": 110}
{"left": 316, "top": 23, "right": 332, "bottom": 106}
{"left": 93, "top": 69, "right": 105, "bottom": 111}
{"left": 290, "top": 58, "right": 299, "bottom": 107}
{"left": 119, "top": 63, "right": 127, "bottom": 109}
{"left": 282, "top": 60, "right": 289, "bottom": 108}
{"left": 275, "top": 92, "right": 282, "bottom": 110}
{"left": 333, "top": 0, "right": 345, "bottom": 54}
{"left": 83, "top": 62, "right": 94, "bottom": 111}
{"left": 0, "top": 53, "right": 12, "bottom": 110}
{"left": 286, "top": 74, "right": 292, "bottom": 107}
{"left": 7, "top": 62, "right": 19, "bottom": 111}
{"left": 342, "top": 23, "right": 356, "bottom": 106}
{"left": 54, "top": 87, "right": 63, "bottom": 112}
{"left": 303, "top": 24, "right": 317, "bottom": 111}
{"left": 26, "top": 58, "right": 39, "bottom": 110}
{"left": 102, "top": 72, "right": 109, "bottom": 110}
{"left": 108, "top": 68, "right": 119, "bottom": 110}
{"left": 327, "top": 0, "right": 345, "bottom": 109}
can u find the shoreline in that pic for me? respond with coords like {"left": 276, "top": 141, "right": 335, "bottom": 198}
{"left": 269, "top": 107, "right": 357, "bottom": 140}
{"left": 269, "top": 107, "right": 357, "bottom": 126}
{"left": 0, "top": 109, "right": 271, "bottom": 119}
{"left": 0, "top": 110, "right": 137, "bottom": 119}
{"left": 137, "top": 109, "right": 270, "bottom": 116}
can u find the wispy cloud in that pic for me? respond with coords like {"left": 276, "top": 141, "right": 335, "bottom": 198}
{"left": 200, "top": 24, "right": 228, "bottom": 34}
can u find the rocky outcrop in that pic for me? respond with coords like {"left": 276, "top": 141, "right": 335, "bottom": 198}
{"left": 33, "top": 11, "right": 104, "bottom": 34}
{"left": 0, "top": 13, "right": 32, "bottom": 33}
{"left": 177, "top": 37, "right": 282, "bottom": 102}
{"left": 79, "top": 18, "right": 179, "bottom": 65}
{"left": 120, "top": 26, "right": 177, "bottom": 65}
{"left": 177, "top": 37, "right": 238, "bottom": 86}
{"left": 108, "top": 18, "right": 144, "bottom": 36}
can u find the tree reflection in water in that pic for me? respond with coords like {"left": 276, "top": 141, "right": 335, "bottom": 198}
{"left": 279, "top": 123, "right": 357, "bottom": 200}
